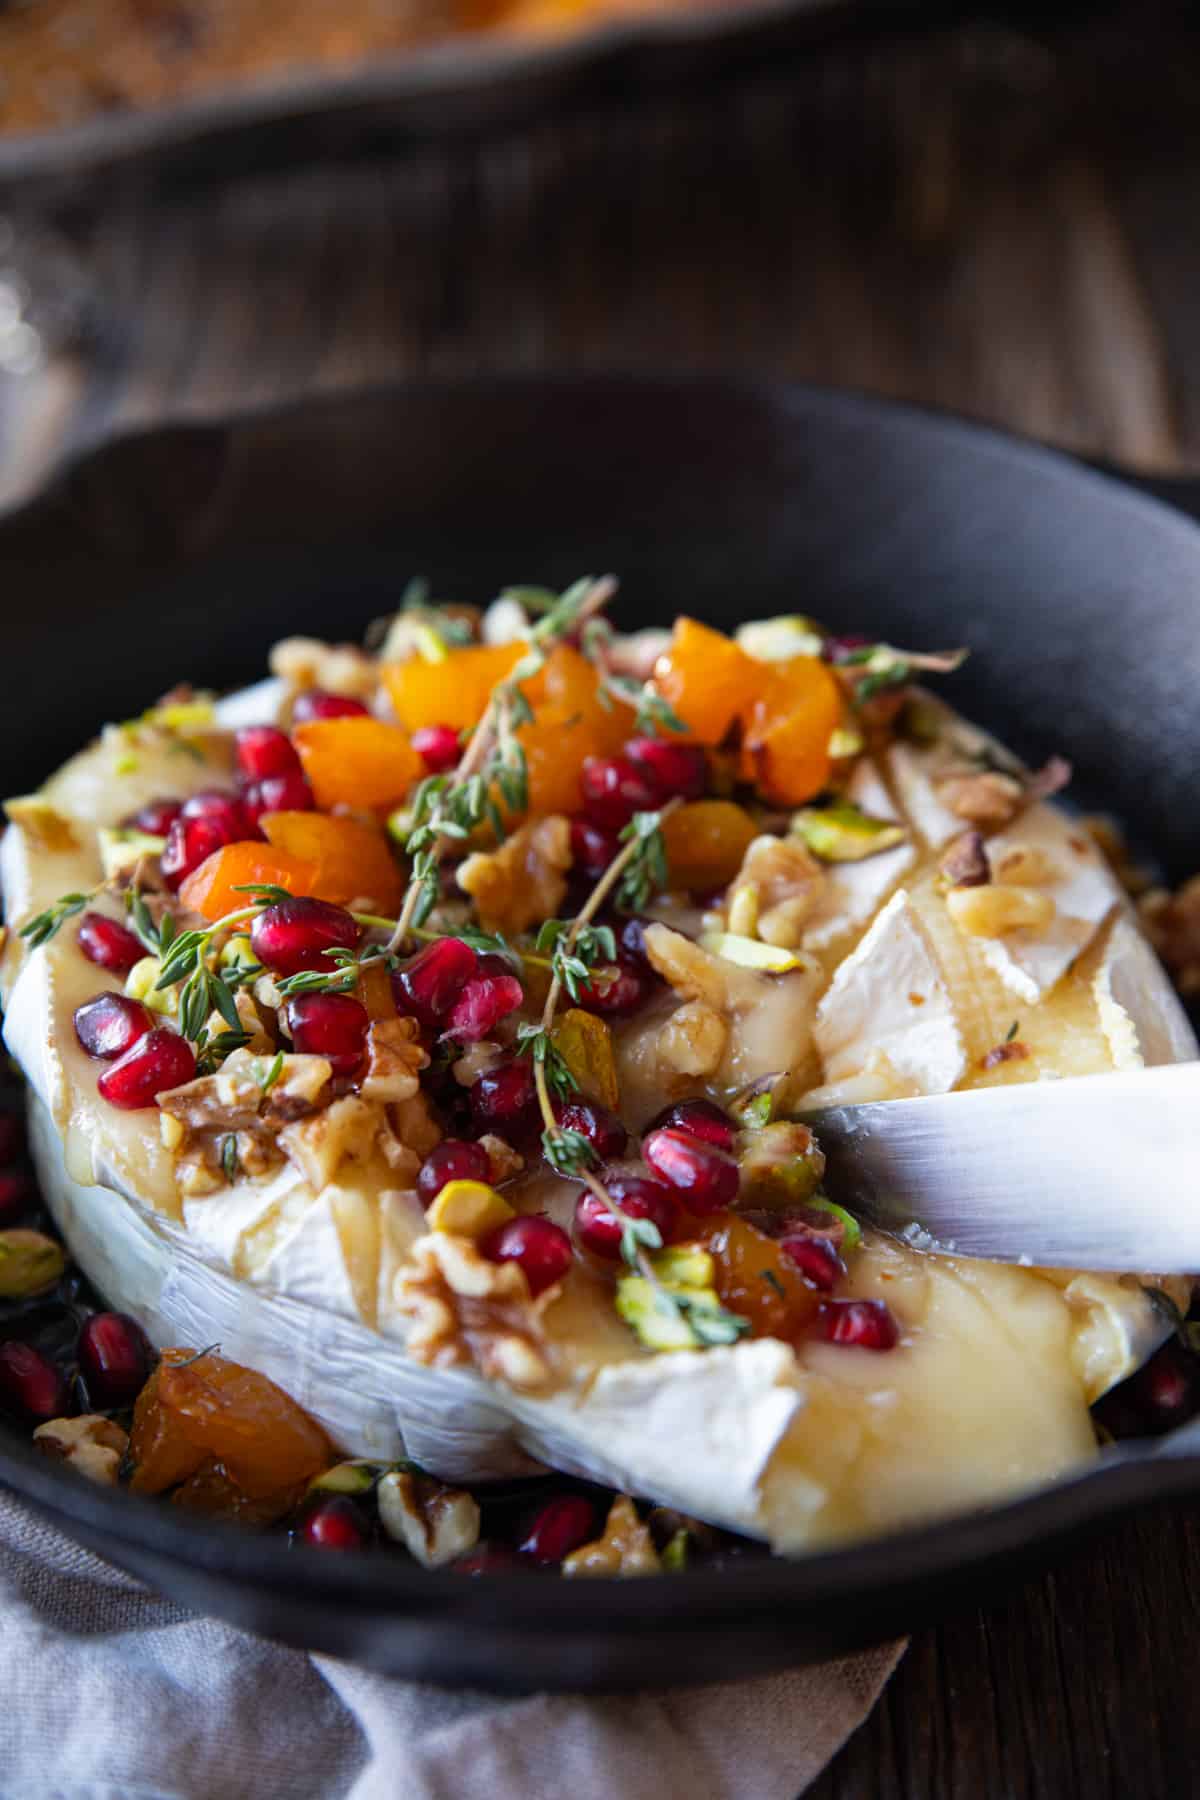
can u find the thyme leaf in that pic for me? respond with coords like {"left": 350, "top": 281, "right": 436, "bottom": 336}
{"left": 615, "top": 811, "right": 670, "bottom": 913}
{"left": 18, "top": 891, "right": 94, "bottom": 948}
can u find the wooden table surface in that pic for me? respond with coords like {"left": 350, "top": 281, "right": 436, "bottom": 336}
{"left": 3, "top": 5, "right": 1200, "bottom": 1794}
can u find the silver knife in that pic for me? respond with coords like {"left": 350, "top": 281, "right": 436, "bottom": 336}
{"left": 802, "top": 1062, "right": 1200, "bottom": 1272}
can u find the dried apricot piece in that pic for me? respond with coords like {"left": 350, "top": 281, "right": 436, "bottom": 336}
{"left": 262, "top": 811, "right": 403, "bottom": 913}
{"left": 661, "top": 800, "right": 758, "bottom": 891}
{"left": 383, "top": 642, "right": 533, "bottom": 734}
{"left": 652, "top": 618, "right": 766, "bottom": 745}
{"left": 742, "top": 655, "right": 843, "bottom": 806}
{"left": 293, "top": 717, "right": 423, "bottom": 811}
{"left": 179, "top": 843, "right": 318, "bottom": 921}
{"left": 129, "top": 1349, "right": 332, "bottom": 1501}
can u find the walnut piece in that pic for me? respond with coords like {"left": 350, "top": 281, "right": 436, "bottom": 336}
{"left": 643, "top": 922, "right": 762, "bottom": 1013}
{"left": 279, "top": 1096, "right": 383, "bottom": 1192}
{"left": 479, "top": 1133, "right": 524, "bottom": 1183}
{"left": 727, "top": 834, "right": 826, "bottom": 949}
{"left": 457, "top": 815, "right": 571, "bottom": 936}
{"left": 376, "top": 1469, "right": 481, "bottom": 1568}
{"left": 394, "top": 1232, "right": 561, "bottom": 1392}
{"left": 1140, "top": 878, "right": 1200, "bottom": 996}
{"left": 270, "top": 636, "right": 377, "bottom": 699}
{"left": 657, "top": 1001, "right": 728, "bottom": 1078}
{"left": 379, "top": 1090, "right": 443, "bottom": 1181}
{"left": 360, "top": 1017, "right": 428, "bottom": 1104}
{"left": 563, "top": 1495, "right": 661, "bottom": 1578}
{"left": 935, "top": 769, "right": 1025, "bottom": 827}
{"left": 34, "top": 1415, "right": 128, "bottom": 1485}
{"left": 159, "top": 1050, "right": 335, "bottom": 1192}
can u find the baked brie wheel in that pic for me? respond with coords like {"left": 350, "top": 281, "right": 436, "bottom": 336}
{"left": 1, "top": 594, "right": 1193, "bottom": 1556}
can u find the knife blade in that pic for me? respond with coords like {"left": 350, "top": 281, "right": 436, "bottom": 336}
{"left": 802, "top": 1062, "right": 1200, "bottom": 1271}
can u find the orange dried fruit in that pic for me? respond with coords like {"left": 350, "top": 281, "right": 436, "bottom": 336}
{"left": 652, "top": 618, "right": 766, "bottom": 746}
{"left": 741, "top": 655, "right": 843, "bottom": 806}
{"left": 179, "top": 842, "right": 318, "bottom": 922}
{"left": 382, "top": 641, "right": 533, "bottom": 734}
{"left": 293, "top": 717, "right": 423, "bottom": 811}
{"left": 661, "top": 800, "right": 757, "bottom": 891}
{"left": 699, "top": 1215, "right": 821, "bottom": 1343}
{"left": 262, "top": 811, "right": 403, "bottom": 913}
{"left": 129, "top": 1348, "right": 332, "bottom": 1502}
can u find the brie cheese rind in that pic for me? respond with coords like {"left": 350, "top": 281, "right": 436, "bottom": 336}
{"left": 1, "top": 690, "right": 1193, "bottom": 1553}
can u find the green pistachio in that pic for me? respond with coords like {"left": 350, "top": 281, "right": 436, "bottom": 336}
{"left": 0, "top": 1230, "right": 66, "bottom": 1298}
{"left": 661, "top": 1529, "right": 689, "bottom": 1573}
{"left": 98, "top": 828, "right": 167, "bottom": 881}
{"left": 735, "top": 616, "right": 826, "bottom": 662}
{"left": 308, "top": 1460, "right": 382, "bottom": 1496}
{"left": 790, "top": 802, "right": 907, "bottom": 863}
{"left": 125, "top": 956, "right": 177, "bottom": 1016}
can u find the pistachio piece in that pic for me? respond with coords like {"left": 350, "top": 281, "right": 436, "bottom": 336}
{"left": 735, "top": 615, "right": 826, "bottom": 661}
{"left": 98, "top": 827, "right": 167, "bottom": 881}
{"left": 737, "top": 1121, "right": 825, "bottom": 1208}
{"left": 0, "top": 1229, "right": 66, "bottom": 1298}
{"left": 616, "top": 1246, "right": 734, "bottom": 1353}
{"left": 377, "top": 1469, "right": 481, "bottom": 1567}
{"left": 697, "top": 931, "right": 808, "bottom": 973}
{"left": 125, "top": 955, "right": 177, "bottom": 1017}
{"left": 426, "top": 1180, "right": 515, "bottom": 1241}
{"left": 791, "top": 802, "right": 908, "bottom": 863}
{"left": 34, "top": 1415, "right": 128, "bottom": 1485}
{"left": 940, "top": 829, "right": 990, "bottom": 889}
{"left": 308, "top": 1459, "right": 381, "bottom": 1497}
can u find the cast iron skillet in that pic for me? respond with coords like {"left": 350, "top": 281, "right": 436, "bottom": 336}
{"left": 2, "top": 375, "right": 1200, "bottom": 1691}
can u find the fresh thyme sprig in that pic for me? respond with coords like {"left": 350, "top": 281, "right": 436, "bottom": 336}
{"left": 615, "top": 811, "right": 671, "bottom": 914}
{"left": 834, "top": 642, "right": 967, "bottom": 704}
{"left": 274, "top": 942, "right": 400, "bottom": 1000}
{"left": 19, "top": 890, "right": 98, "bottom": 948}
{"left": 578, "top": 617, "right": 686, "bottom": 737}
{"left": 533, "top": 918, "right": 617, "bottom": 1003}
{"left": 387, "top": 574, "right": 618, "bottom": 953}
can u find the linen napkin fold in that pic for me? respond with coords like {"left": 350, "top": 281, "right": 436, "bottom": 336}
{"left": 0, "top": 1488, "right": 903, "bottom": 1800}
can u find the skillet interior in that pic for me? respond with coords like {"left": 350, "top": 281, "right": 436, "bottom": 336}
{"left": 1, "top": 374, "right": 1199, "bottom": 1688}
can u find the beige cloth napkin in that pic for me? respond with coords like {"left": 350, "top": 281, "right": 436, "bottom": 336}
{"left": 0, "top": 1488, "right": 903, "bottom": 1800}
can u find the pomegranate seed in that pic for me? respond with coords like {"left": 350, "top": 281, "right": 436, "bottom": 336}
{"left": 251, "top": 898, "right": 362, "bottom": 977}
{"left": 453, "top": 1544, "right": 521, "bottom": 1575}
{"left": 575, "top": 956, "right": 648, "bottom": 1018}
{"left": 291, "top": 690, "right": 369, "bottom": 724}
{"left": 0, "top": 1172, "right": 32, "bottom": 1226}
{"left": 0, "top": 1342, "right": 69, "bottom": 1422}
{"left": 519, "top": 1495, "right": 597, "bottom": 1565}
{"left": 580, "top": 756, "right": 661, "bottom": 831}
{"left": 417, "top": 1139, "right": 491, "bottom": 1203}
{"left": 469, "top": 1058, "right": 538, "bottom": 1138}
{"left": 647, "top": 1098, "right": 736, "bottom": 1153}
{"left": 569, "top": 817, "right": 621, "bottom": 879}
{"left": 242, "top": 770, "right": 315, "bottom": 826}
{"left": 74, "top": 992, "right": 154, "bottom": 1061}
{"left": 235, "top": 725, "right": 302, "bottom": 781}
{"left": 301, "top": 1496, "right": 369, "bottom": 1550}
{"left": 412, "top": 723, "right": 462, "bottom": 773}
{"left": 482, "top": 1216, "right": 573, "bottom": 1297}
{"left": 161, "top": 791, "right": 257, "bottom": 889}
{"left": 123, "top": 797, "right": 182, "bottom": 836}
{"left": 816, "top": 1298, "right": 899, "bottom": 1351}
{"left": 1132, "top": 1344, "right": 1198, "bottom": 1433}
{"left": 444, "top": 974, "right": 523, "bottom": 1042}
{"left": 76, "top": 912, "right": 145, "bottom": 975}
{"left": 97, "top": 1028, "right": 196, "bottom": 1110}
{"left": 396, "top": 937, "right": 479, "bottom": 1027}
{"left": 625, "top": 736, "right": 707, "bottom": 801}
{"left": 643, "top": 1127, "right": 739, "bottom": 1214}
{"left": 554, "top": 1098, "right": 628, "bottom": 1161}
{"left": 78, "top": 1312, "right": 154, "bottom": 1408}
{"left": 0, "top": 1113, "right": 21, "bottom": 1162}
{"left": 573, "top": 1173, "right": 679, "bottom": 1261}
{"left": 780, "top": 1234, "right": 845, "bottom": 1292}
{"left": 285, "top": 993, "right": 369, "bottom": 1077}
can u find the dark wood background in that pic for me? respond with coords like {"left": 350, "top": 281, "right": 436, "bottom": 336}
{"left": 2, "top": 3, "right": 1200, "bottom": 1793}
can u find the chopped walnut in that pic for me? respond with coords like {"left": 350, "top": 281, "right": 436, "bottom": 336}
{"left": 360, "top": 1018, "right": 428, "bottom": 1104}
{"left": 643, "top": 923, "right": 761, "bottom": 1014}
{"left": 940, "top": 830, "right": 990, "bottom": 888}
{"left": 270, "top": 636, "right": 378, "bottom": 699}
{"left": 479, "top": 1133, "right": 524, "bottom": 1183}
{"left": 935, "top": 769, "right": 1025, "bottom": 828}
{"left": 451, "top": 1040, "right": 504, "bottom": 1088}
{"left": 279, "top": 1096, "right": 382, "bottom": 1191}
{"left": 657, "top": 1001, "right": 728, "bottom": 1078}
{"left": 457, "top": 815, "right": 571, "bottom": 936}
{"left": 388, "top": 1090, "right": 444, "bottom": 1162}
{"left": 562, "top": 1495, "right": 661, "bottom": 1578}
{"left": 376, "top": 1469, "right": 481, "bottom": 1567}
{"left": 34, "top": 1415, "right": 128, "bottom": 1485}
{"left": 727, "top": 835, "right": 826, "bottom": 949}
{"left": 1140, "top": 878, "right": 1200, "bottom": 996}
{"left": 159, "top": 1050, "right": 335, "bottom": 1192}
{"left": 394, "top": 1232, "right": 562, "bottom": 1392}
